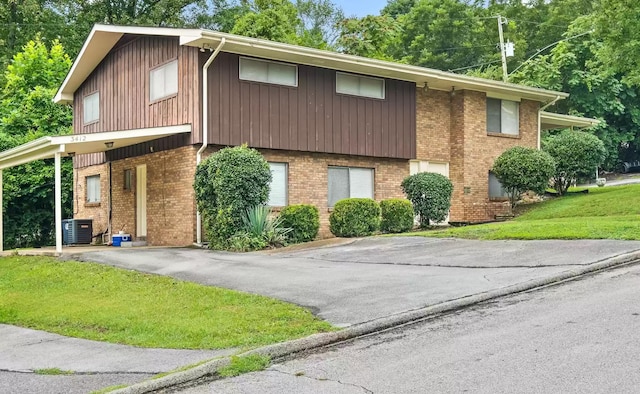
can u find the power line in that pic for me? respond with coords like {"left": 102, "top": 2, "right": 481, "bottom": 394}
{"left": 448, "top": 59, "right": 502, "bottom": 72}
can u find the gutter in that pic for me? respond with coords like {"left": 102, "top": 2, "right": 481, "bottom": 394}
{"left": 196, "top": 38, "right": 226, "bottom": 246}
{"left": 538, "top": 96, "right": 562, "bottom": 150}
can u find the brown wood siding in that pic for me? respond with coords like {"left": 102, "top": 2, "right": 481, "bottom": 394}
{"left": 73, "top": 36, "right": 201, "bottom": 168}
{"left": 206, "top": 53, "right": 416, "bottom": 159}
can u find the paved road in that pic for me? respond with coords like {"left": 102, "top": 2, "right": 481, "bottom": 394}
{"left": 182, "top": 262, "right": 640, "bottom": 394}
{"left": 82, "top": 237, "right": 640, "bottom": 327}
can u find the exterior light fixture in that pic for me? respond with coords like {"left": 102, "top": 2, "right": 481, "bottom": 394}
{"left": 105, "top": 142, "right": 114, "bottom": 148}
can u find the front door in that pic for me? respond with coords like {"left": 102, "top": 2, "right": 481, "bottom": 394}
{"left": 136, "top": 164, "right": 147, "bottom": 238}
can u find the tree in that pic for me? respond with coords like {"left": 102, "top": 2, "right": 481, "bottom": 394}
{"left": 0, "top": 38, "right": 73, "bottom": 249}
{"left": 337, "top": 15, "right": 402, "bottom": 60}
{"left": 401, "top": 172, "right": 453, "bottom": 228}
{"left": 594, "top": 0, "right": 640, "bottom": 86}
{"left": 544, "top": 130, "right": 606, "bottom": 195}
{"left": 492, "top": 146, "right": 556, "bottom": 208}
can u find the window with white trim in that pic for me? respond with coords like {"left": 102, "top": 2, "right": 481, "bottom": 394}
{"left": 489, "top": 171, "right": 509, "bottom": 199}
{"left": 239, "top": 57, "right": 298, "bottom": 87}
{"left": 86, "top": 175, "right": 101, "bottom": 203}
{"left": 328, "top": 166, "right": 374, "bottom": 207}
{"left": 487, "top": 98, "right": 519, "bottom": 135}
{"left": 336, "top": 72, "right": 385, "bottom": 99}
{"left": 83, "top": 92, "right": 99, "bottom": 124}
{"left": 150, "top": 60, "right": 178, "bottom": 101}
{"left": 268, "top": 162, "right": 288, "bottom": 207}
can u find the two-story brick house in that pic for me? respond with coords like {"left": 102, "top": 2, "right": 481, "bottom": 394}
{"left": 0, "top": 25, "right": 598, "bottom": 250}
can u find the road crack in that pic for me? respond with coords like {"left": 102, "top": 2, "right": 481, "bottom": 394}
{"left": 271, "top": 368, "right": 373, "bottom": 393}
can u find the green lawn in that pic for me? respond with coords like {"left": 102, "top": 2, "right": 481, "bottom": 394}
{"left": 0, "top": 256, "right": 334, "bottom": 349}
{"left": 410, "top": 184, "right": 640, "bottom": 240}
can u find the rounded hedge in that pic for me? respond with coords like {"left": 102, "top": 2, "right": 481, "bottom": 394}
{"left": 329, "top": 198, "right": 380, "bottom": 238}
{"left": 401, "top": 172, "right": 453, "bottom": 228}
{"left": 279, "top": 204, "right": 320, "bottom": 243}
{"left": 380, "top": 199, "right": 414, "bottom": 233}
{"left": 194, "top": 145, "right": 271, "bottom": 249}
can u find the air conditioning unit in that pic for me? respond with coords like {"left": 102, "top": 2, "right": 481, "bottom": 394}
{"left": 62, "top": 219, "right": 93, "bottom": 245}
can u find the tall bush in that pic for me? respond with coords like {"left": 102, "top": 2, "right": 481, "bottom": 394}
{"left": 194, "top": 145, "right": 271, "bottom": 249}
{"left": 329, "top": 198, "right": 380, "bottom": 237}
{"left": 401, "top": 172, "right": 453, "bottom": 228}
{"left": 492, "top": 146, "right": 556, "bottom": 208}
{"left": 543, "top": 130, "right": 606, "bottom": 195}
{"left": 279, "top": 204, "right": 320, "bottom": 243}
{"left": 380, "top": 199, "right": 414, "bottom": 233}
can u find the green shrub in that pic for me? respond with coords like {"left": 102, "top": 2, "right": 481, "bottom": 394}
{"left": 329, "top": 198, "right": 380, "bottom": 237}
{"left": 492, "top": 146, "right": 556, "bottom": 208}
{"left": 543, "top": 130, "right": 606, "bottom": 195}
{"left": 194, "top": 145, "right": 271, "bottom": 250}
{"left": 401, "top": 172, "right": 453, "bottom": 228}
{"left": 279, "top": 205, "right": 320, "bottom": 243}
{"left": 380, "top": 199, "right": 414, "bottom": 233}
{"left": 242, "top": 205, "right": 291, "bottom": 248}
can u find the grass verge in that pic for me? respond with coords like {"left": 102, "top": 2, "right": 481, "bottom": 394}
{"left": 34, "top": 368, "right": 74, "bottom": 375}
{"left": 218, "top": 354, "right": 271, "bottom": 378}
{"left": 0, "top": 256, "right": 334, "bottom": 349}
{"left": 408, "top": 185, "right": 640, "bottom": 240}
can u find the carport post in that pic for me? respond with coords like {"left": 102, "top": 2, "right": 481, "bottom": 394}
{"left": 0, "top": 169, "right": 3, "bottom": 252}
{"left": 54, "top": 151, "right": 62, "bottom": 255}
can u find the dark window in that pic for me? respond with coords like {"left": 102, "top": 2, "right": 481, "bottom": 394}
{"left": 487, "top": 98, "right": 519, "bottom": 135}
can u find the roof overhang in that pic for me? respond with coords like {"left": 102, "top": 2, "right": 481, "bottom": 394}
{"left": 0, "top": 125, "right": 191, "bottom": 170}
{"left": 55, "top": 24, "right": 569, "bottom": 105}
{"left": 540, "top": 111, "right": 599, "bottom": 130}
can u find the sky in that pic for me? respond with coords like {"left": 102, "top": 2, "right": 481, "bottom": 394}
{"left": 335, "top": 0, "right": 388, "bottom": 17}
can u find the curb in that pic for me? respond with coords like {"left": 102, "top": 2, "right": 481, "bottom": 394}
{"left": 111, "top": 250, "right": 640, "bottom": 394}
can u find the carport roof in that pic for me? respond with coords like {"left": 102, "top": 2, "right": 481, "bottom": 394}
{"left": 0, "top": 124, "right": 191, "bottom": 170}
{"left": 540, "top": 111, "right": 599, "bottom": 130}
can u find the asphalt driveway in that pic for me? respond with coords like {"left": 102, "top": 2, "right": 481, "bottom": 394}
{"left": 80, "top": 237, "right": 640, "bottom": 327}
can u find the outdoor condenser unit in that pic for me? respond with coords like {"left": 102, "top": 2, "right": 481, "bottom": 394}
{"left": 62, "top": 219, "right": 93, "bottom": 245}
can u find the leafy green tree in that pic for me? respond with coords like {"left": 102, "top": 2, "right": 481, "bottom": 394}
{"left": 544, "top": 130, "right": 606, "bottom": 195}
{"left": 230, "top": 0, "right": 301, "bottom": 44}
{"left": 492, "top": 146, "right": 556, "bottom": 208}
{"left": 337, "top": 15, "right": 402, "bottom": 60}
{"left": 401, "top": 172, "right": 453, "bottom": 228}
{"left": 0, "top": 38, "right": 73, "bottom": 249}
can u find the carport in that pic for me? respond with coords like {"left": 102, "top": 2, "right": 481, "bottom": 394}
{"left": 0, "top": 125, "right": 191, "bottom": 254}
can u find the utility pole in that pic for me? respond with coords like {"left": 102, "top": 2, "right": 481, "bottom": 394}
{"left": 497, "top": 15, "right": 508, "bottom": 82}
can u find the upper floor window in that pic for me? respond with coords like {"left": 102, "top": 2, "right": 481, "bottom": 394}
{"left": 150, "top": 60, "right": 178, "bottom": 101}
{"left": 268, "top": 162, "right": 288, "bottom": 207}
{"left": 487, "top": 98, "right": 519, "bottom": 135}
{"left": 83, "top": 92, "right": 99, "bottom": 124}
{"left": 239, "top": 57, "right": 298, "bottom": 87}
{"left": 328, "top": 166, "right": 374, "bottom": 207}
{"left": 336, "top": 72, "right": 385, "bottom": 99}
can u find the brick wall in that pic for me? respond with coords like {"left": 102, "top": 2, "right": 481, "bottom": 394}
{"left": 74, "top": 146, "right": 198, "bottom": 246}
{"left": 204, "top": 147, "right": 408, "bottom": 237}
{"left": 74, "top": 164, "right": 110, "bottom": 242}
{"left": 415, "top": 88, "right": 540, "bottom": 223}
{"left": 454, "top": 90, "right": 538, "bottom": 222}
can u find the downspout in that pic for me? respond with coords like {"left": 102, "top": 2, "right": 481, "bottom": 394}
{"left": 538, "top": 96, "right": 561, "bottom": 150}
{"left": 196, "top": 38, "right": 226, "bottom": 245}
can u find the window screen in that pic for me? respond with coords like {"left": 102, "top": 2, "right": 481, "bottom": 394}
{"left": 328, "top": 167, "right": 374, "bottom": 207}
{"left": 150, "top": 60, "right": 178, "bottom": 101}
{"left": 86, "top": 175, "right": 101, "bottom": 203}
{"left": 268, "top": 162, "right": 288, "bottom": 206}
{"left": 239, "top": 57, "right": 297, "bottom": 87}
{"left": 83, "top": 92, "right": 99, "bottom": 124}
{"left": 489, "top": 171, "right": 508, "bottom": 199}
{"left": 336, "top": 72, "right": 385, "bottom": 99}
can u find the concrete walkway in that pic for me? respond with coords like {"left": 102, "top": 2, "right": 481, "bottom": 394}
{"left": 0, "top": 324, "right": 235, "bottom": 394}
{"left": 80, "top": 237, "right": 640, "bottom": 327}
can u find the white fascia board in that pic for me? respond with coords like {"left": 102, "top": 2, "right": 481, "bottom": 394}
{"left": 50, "top": 124, "right": 192, "bottom": 147}
{"left": 540, "top": 111, "right": 599, "bottom": 129}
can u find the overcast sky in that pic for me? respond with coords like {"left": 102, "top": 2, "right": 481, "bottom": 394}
{"left": 335, "top": 0, "right": 387, "bottom": 17}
